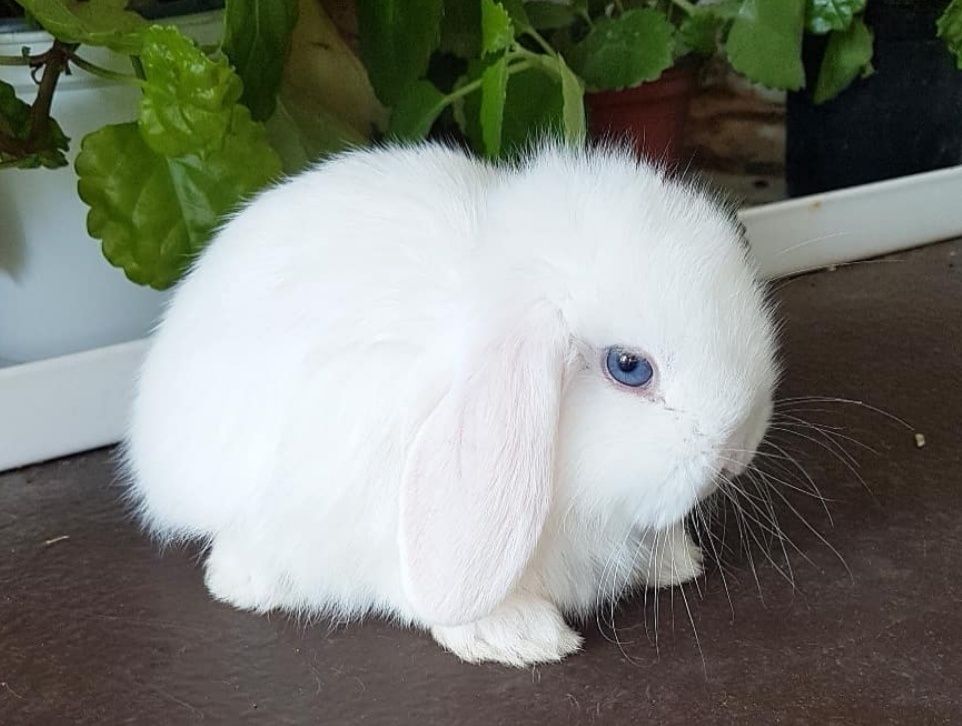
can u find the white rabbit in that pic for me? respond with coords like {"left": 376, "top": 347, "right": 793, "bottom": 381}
{"left": 124, "top": 141, "right": 778, "bottom": 666}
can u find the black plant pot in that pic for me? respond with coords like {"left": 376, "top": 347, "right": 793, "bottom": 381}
{"left": 786, "top": 0, "right": 962, "bottom": 197}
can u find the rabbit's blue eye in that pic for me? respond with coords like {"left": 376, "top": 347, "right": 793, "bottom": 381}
{"left": 605, "top": 347, "right": 654, "bottom": 388}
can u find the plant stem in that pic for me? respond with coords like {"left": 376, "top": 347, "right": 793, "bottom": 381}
{"left": 446, "top": 77, "right": 482, "bottom": 103}
{"left": 25, "top": 40, "right": 68, "bottom": 149}
{"left": 511, "top": 45, "right": 558, "bottom": 70}
{"left": 523, "top": 27, "right": 556, "bottom": 56}
{"left": 0, "top": 46, "right": 59, "bottom": 66}
{"left": 504, "top": 58, "right": 535, "bottom": 77}
{"left": 0, "top": 40, "right": 72, "bottom": 162}
{"left": 66, "top": 53, "right": 145, "bottom": 86}
{"left": 5, "top": 45, "right": 151, "bottom": 92}
{"left": 670, "top": 0, "right": 696, "bottom": 14}
{"left": 442, "top": 59, "right": 535, "bottom": 105}
{"left": 577, "top": 8, "right": 594, "bottom": 27}
{"left": 447, "top": 64, "right": 498, "bottom": 101}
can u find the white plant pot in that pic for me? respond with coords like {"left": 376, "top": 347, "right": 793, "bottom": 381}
{"left": 0, "top": 11, "right": 223, "bottom": 366}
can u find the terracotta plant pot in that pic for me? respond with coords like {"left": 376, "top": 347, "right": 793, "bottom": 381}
{"left": 585, "top": 64, "right": 697, "bottom": 163}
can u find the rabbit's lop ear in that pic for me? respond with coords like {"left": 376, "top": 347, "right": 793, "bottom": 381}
{"left": 399, "top": 307, "right": 565, "bottom": 626}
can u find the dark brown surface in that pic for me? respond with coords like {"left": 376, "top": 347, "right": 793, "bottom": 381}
{"left": 2, "top": 240, "right": 961, "bottom": 725}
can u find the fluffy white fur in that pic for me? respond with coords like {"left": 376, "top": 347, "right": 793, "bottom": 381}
{"left": 124, "top": 142, "right": 778, "bottom": 666}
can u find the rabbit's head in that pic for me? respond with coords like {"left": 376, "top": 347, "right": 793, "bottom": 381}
{"left": 399, "top": 144, "right": 778, "bottom": 625}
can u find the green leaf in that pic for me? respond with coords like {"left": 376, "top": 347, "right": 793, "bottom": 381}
{"left": 458, "top": 64, "right": 567, "bottom": 157}
{"left": 481, "top": 0, "right": 515, "bottom": 55}
{"left": 813, "top": 17, "right": 872, "bottom": 103}
{"left": 556, "top": 56, "right": 585, "bottom": 144}
{"left": 76, "top": 119, "right": 280, "bottom": 289}
{"left": 678, "top": 11, "right": 722, "bottom": 56}
{"left": 138, "top": 26, "right": 244, "bottom": 157}
{"left": 0, "top": 78, "right": 69, "bottom": 170}
{"left": 937, "top": 0, "right": 962, "bottom": 70}
{"left": 726, "top": 0, "right": 806, "bottom": 91}
{"left": 15, "top": 0, "right": 146, "bottom": 53}
{"left": 500, "top": 0, "right": 531, "bottom": 32}
{"left": 267, "top": 0, "right": 384, "bottom": 171}
{"left": 223, "top": 0, "right": 299, "bottom": 121}
{"left": 805, "top": 0, "right": 865, "bottom": 34}
{"left": 265, "top": 96, "right": 365, "bottom": 172}
{"left": 75, "top": 27, "right": 282, "bottom": 287}
{"left": 439, "top": 0, "right": 481, "bottom": 58}
{"left": 524, "top": 1, "right": 577, "bottom": 31}
{"left": 500, "top": 67, "right": 563, "bottom": 151}
{"left": 357, "top": 0, "right": 444, "bottom": 106}
{"left": 0, "top": 80, "right": 29, "bottom": 142}
{"left": 388, "top": 80, "right": 448, "bottom": 140}
{"left": 480, "top": 55, "right": 509, "bottom": 157}
{"left": 570, "top": 8, "right": 675, "bottom": 91}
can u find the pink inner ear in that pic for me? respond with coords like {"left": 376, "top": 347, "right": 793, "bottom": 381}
{"left": 398, "top": 321, "right": 562, "bottom": 626}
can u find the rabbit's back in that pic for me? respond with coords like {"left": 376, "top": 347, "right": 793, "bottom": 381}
{"left": 124, "top": 145, "right": 493, "bottom": 554}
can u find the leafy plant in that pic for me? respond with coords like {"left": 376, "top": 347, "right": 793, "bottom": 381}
{"left": 0, "top": 0, "right": 378, "bottom": 288}
{"left": 0, "top": 46, "right": 69, "bottom": 169}
{"left": 363, "top": 0, "right": 962, "bottom": 159}
{"left": 722, "top": 0, "right": 960, "bottom": 103}
{"left": 3, "top": 0, "right": 962, "bottom": 292}
{"left": 375, "top": 0, "right": 587, "bottom": 158}
{"left": 77, "top": 26, "right": 282, "bottom": 288}
{"left": 372, "top": 0, "right": 726, "bottom": 159}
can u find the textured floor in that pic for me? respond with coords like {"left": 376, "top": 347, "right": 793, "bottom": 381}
{"left": 2, "top": 239, "right": 961, "bottom": 724}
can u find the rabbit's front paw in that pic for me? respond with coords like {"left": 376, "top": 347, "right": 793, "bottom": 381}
{"left": 204, "top": 535, "right": 283, "bottom": 613}
{"left": 431, "top": 594, "right": 582, "bottom": 667}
